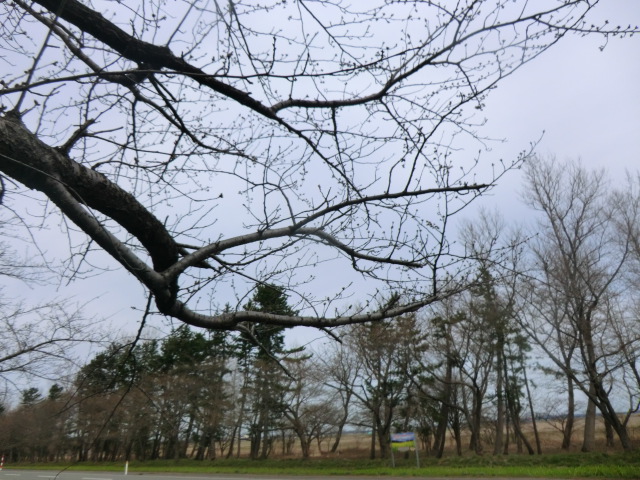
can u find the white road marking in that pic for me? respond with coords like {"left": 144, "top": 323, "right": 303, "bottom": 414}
{"left": 82, "top": 477, "right": 112, "bottom": 480}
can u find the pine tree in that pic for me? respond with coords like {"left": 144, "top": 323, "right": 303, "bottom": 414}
{"left": 236, "top": 284, "right": 297, "bottom": 459}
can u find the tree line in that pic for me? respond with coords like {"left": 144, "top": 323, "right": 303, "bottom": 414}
{"left": 2, "top": 159, "right": 639, "bottom": 460}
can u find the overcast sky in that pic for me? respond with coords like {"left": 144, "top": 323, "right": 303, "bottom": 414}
{"left": 473, "top": 0, "right": 640, "bottom": 222}
{"left": 297, "top": 0, "right": 640, "bottom": 348}
{"left": 3, "top": 1, "right": 639, "bottom": 354}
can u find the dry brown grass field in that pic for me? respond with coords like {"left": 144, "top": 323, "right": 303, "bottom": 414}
{"left": 245, "top": 415, "right": 640, "bottom": 458}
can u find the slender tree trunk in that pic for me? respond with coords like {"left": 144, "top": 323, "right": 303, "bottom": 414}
{"left": 579, "top": 312, "right": 633, "bottom": 450}
{"left": 434, "top": 402, "right": 450, "bottom": 458}
{"left": 512, "top": 416, "right": 534, "bottom": 454}
{"left": 452, "top": 409, "right": 463, "bottom": 456}
{"left": 562, "top": 378, "right": 575, "bottom": 450}
{"left": 281, "top": 430, "right": 286, "bottom": 456}
{"left": 605, "top": 418, "right": 615, "bottom": 447}
{"left": 330, "top": 420, "right": 346, "bottom": 453}
{"left": 329, "top": 390, "right": 352, "bottom": 454}
{"left": 369, "top": 419, "right": 376, "bottom": 459}
{"left": 250, "top": 423, "right": 261, "bottom": 459}
{"left": 506, "top": 395, "right": 534, "bottom": 454}
{"left": 182, "top": 414, "right": 195, "bottom": 458}
{"left": 494, "top": 347, "right": 505, "bottom": 455}
{"left": 260, "top": 435, "right": 271, "bottom": 459}
{"left": 593, "top": 384, "right": 633, "bottom": 450}
{"left": 226, "top": 425, "right": 236, "bottom": 459}
{"left": 434, "top": 358, "right": 453, "bottom": 458}
{"left": 236, "top": 424, "right": 243, "bottom": 458}
{"left": 582, "top": 392, "right": 596, "bottom": 452}
{"left": 503, "top": 412, "right": 510, "bottom": 454}
{"left": 469, "top": 387, "right": 484, "bottom": 454}
{"left": 522, "top": 360, "right": 542, "bottom": 454}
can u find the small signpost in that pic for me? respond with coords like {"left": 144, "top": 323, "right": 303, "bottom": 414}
{"left": 390, "top": 432, "right": 420, "bottom": 468}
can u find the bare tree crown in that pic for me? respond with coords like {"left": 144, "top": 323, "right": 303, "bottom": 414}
{"left": 0, "top": 0, "right": 634, "bottom": 331}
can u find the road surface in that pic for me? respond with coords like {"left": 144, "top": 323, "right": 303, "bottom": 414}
{"left": 0, "top": 468, "right": 559, "bottom": 480}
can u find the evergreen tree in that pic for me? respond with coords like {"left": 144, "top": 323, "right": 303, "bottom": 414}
{"left": 154, "top": 325, "right": 231, "bottom": 459}
{"left": 242, "top": 284, "right": 296, "bottom": 356}
{"left": 468, "top": 266, "right": 534, "bottom": 454}
{"left": 236, "top": 284, "right": 298, "bottom": 459}
{"left": 20, "top": 387, "right": 41, "bottom": 406}
{"left": 48, "top": 383, "right": 64, "bottom": 401}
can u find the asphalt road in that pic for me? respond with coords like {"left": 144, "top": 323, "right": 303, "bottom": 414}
{"left": 0, "top": 470, "right": 438, "bottom": 480}
{"left": 0, "top": 471, "right": 457, "bottom": 480}
{"left": 0, "top": 471, "right": 298, "bottom": 480}
{"left": 0, "top": 469, "right": 556, "bottom": 480}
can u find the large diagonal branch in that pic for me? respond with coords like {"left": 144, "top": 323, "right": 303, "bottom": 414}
{"left": 166, "top": 292, "right": 459, "bottom": 330}
{"left": 0, "top": 114, "right": 456, "bottom": 329}
{"left": 164, "top": 183, "right": 488, "bottom": 280}
{"left": 29, "top": 0, "right": 363, "bottom": 193}
{"left": 164, "top": 226, "right": 424, "bottom": 281}
{"left": 33, "top": 0, "right": 597, "bottom": 117}
{"left": 0, "top": 114, "right": 175, "bottom": 303}
{"left": 32, "top": 0, "right": 279, "bottom": 120}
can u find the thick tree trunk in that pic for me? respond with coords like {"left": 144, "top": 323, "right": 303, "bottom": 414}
{"left": 376, "top": 414, "right": 391, "bottom": 459}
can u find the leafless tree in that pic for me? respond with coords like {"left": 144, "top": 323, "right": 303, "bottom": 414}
{"left": 342, "top": 313, "right": 426, "bottom": 458}
{"left": 316, "top": 338, "right": 361, "bottom": 454}
{"left": 0, "top": 1, "right": 633, "bottom": 331}
{"left": 0, "top": 221, "right": 102, "bottom": 394}
{"left": 518, "top": 157, "right": 636, "bottom": 451}
{"left": 0, "top": 296, "right": 98, "bottom": 386}
{"left": 608, "top": 174, "right": 640, "bottom": 426}
{"left": 450, "top": 210, "right": 539, "bottom": 455}
{"left": 281, "top": 353, "right": 342, "bottom": 458}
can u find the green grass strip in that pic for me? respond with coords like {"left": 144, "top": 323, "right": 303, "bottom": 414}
{"left": 8, "top": 451, "right": 640, "bottom": 478}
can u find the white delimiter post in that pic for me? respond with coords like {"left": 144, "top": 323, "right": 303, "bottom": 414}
{"left": 125, "top": 461, "right": 129, "bottom": 475}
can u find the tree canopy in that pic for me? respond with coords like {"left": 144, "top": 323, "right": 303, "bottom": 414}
{"left": 0, "top": 0, "right": 635, "bottom": 331}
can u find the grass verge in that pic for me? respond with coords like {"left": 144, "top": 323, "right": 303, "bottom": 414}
{"left": 8, "top": 451, "right": 640, "bottom": 478}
